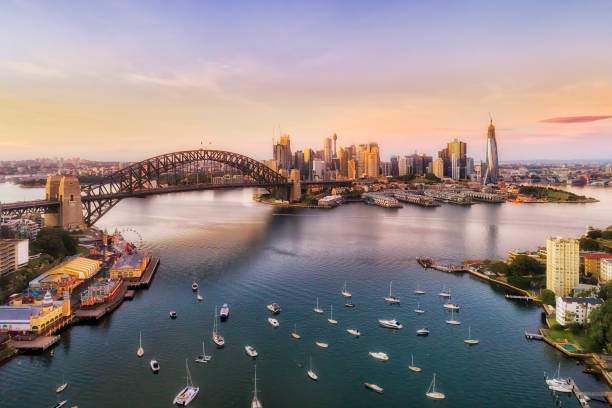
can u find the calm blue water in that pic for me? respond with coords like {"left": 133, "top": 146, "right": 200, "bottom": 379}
{"left": 1, "top": 183, "right": 611, "bottom": 407}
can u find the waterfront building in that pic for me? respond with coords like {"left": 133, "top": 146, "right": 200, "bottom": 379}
{"left": 362, "top": 193, "right": 401, "bottom": 208}
{"left": 30, "top": 256, "right": 101, "bottom": 291}
{"left": 555, "top": 296, "right": 602, "bottom": 326}
{"left": 433, "top": 157, "right": 444, "bottom": 179}
{"left": 0, "top": 291, "right": 71, "bottom": 333}
{"left": 546, "top": 236, "right": 579, "bottom": 297}
{"left": 109, "top": 253, "right": 151, "bottom": 279}
{"left": 584, "top": 253, "right": 612, "bottom": 281}
{"left": 0, "top": 239, "right": 29, "bottom": 276}
{"left": 600, "top": 259, "right": 612, "bottom": 282}
{"left": 483, "top": 115, "right": 499, "bottom": 185}
{"left": 318, "top": 195, "right": 344, "bottom": 208}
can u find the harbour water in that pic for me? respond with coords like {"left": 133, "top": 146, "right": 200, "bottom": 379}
{"left": 1, "top": 183, "right": 612, "bottom": 407}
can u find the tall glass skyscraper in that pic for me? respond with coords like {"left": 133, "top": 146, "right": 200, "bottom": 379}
{"left": 483, "top": 115, "right": 499, "bottom": 184}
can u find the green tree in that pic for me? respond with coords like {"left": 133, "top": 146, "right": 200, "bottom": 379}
{"left": 588, "top": 300, "right": 612, "bottom": 351}
{"left": 599, "top": 282, "right": 612, "bottom": 301}
{"left": 580, "top": 237, "right": 601, "bottom": 251}
{"left": 31, "top": 228, "right": 78, "bottom": 259}
{"left": 489, "top": 261, "right": 510, "bottom": 275}
{"left": 588, "top": 229, "right": 603, "bottom": 239}
{"left": 424, "top": 173, "right": 441, "bottom": 182}
{"left": 509, "top": 255, "right": 545, "bottom": 276}
{"left": 540, "top": 289, "right": 556, "bottom": 306}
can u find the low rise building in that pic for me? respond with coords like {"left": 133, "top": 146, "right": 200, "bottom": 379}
{"left": 584, "top": 253, "right": 612, "bottom": 281}
{"left": 317, "top": 195, "right": 344, "bottom": 208}
{"left": 29, "top": 256, "right": 101, "bottom": 291}
{"left": 109, "top": 253, "right": 150, "bottom": 279}
{"left": 555, "top": 296, "right": 603, "bottom": 326}
{"left": 0, "top": 291, "right": 71, "bottom": 333}
{"left": 601, "top": 259, "right": 612, "bottom": 282}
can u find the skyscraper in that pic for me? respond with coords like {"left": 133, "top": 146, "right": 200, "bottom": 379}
{"left": 546, "top": 236, "right": 579, "bottom": 296}
{"left": 273, "top": 134, "right": 292, "bottom": 170}
{"left": 432, "top": 157, "right": 444, "bottom": 179}
{"left": 483, "top": 115, "right": 499, "bottom": 184}
{"left": 323, "top": 137, "right": 333, "bottom": 165}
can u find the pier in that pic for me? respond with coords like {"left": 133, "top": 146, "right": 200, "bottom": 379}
{"left": 75, "top": 283, "right": 128, "bottom": 320}
{"left": 524, "top": 331, "right": 544, "bottom": 340}
{"left": 506, "top": 294, "right": 532, "bottom": 301}
{"left": 11, "top": 335, "right": 60, "bottom": 351}
{"left": 416, "top": 257, "right": 466, "bottom": 273}
{"left": 126, "top": 257, "right": 160, "bottom": 289}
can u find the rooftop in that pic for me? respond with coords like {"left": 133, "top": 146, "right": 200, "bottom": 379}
{"left": 560, "top": 297, "right": 604, "bottom": 305}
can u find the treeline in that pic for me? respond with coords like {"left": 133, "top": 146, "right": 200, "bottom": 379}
{"left": 489, "top": 254, "right": 545, "bottom": 289}
{"left": 518, "top": 185, "right": 587, "bottom": 201}
{"left": 579, "top": 226, "right": 612, "bottom": 252}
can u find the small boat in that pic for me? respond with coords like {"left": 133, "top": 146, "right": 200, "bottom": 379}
{"left": 219, "top": 303, "right": 230, "bottom": 321}
{"left": 549, "top": 383, "right": 573, "bottom": 393}
{"left": 315, "top": 342, "right": 329, "bottom": 349}
{"left": 137, "top": 331, "right": 144, "bottom": 357}
{"left": 546, "top": 363, "right": 571, "bottom": 390}
{"left": 245, "top": 345, "right": 258, "bottom": 358}
{"left": 266, "top": 303, "right": 281, "bottom": 314}
{"left": 314, "top": 297, "right": 324, "bottom": 314}
{"left": 169, "top": 311, "right": 177, "bottom": 319}
{"left": 445, "top": 309, "right": 461, "bottom": 325}
{"left": 369, "top": 351, "right": 389, "bottom": 361}
{"left": 212, "top": 306, "right": 225, "bottom": 348}
{"left": 425, "top": 373, "right": 445, "bottom": 399}
{"left": 347, "top": 329, "right": 360, "bottom": 337}
{"left": 53, "top": 401, "right": 67, "bottom": 408}
{"left": 416, "top": 328, "right": 430, "bottom": 336}
{"left": 192, "top": 282, "right": 198, "bottom": 292}
{"left": 344, "top": 300, "right": 355, "bottom": 308}
{"left": 56, "top": 374, "right": 68, "bottom": 393}
{"left": 251, "top": 365, "right": 262, "bottom": 408}
{"left": 195, "top": 342, "right": 212, "bottom": 363}
{"left": 408, "top": 354, "right": 421, "bottom": 372}
{"left": 327, "top": 305, "right": 338, "bottom": 325}
{"left": 378, "top": 319, "right": 402, "bottom": 329}
{"left": 414, "top": 284, "right": 425, "bottom": 295}
{"left": 464, "top": 327, "right": 479, "bottom": 345}
{"left": 307, "top": 356, "right": 318, "bottom": 381}
{"left": 268, "top": 317, "right": 280, "bottom": 328}
{"left": 364, "top": 382, "right": 384, "bottom": 393}
{"left": 196, "top": 292, "right": 203, "bottom": 301}
{"left": 383, "top": 281, "right": 400, "bottom": 304}
{"left": 50, "top": 349, "right": 54, "bottom": 356}
{"left": 439, "top": 287, "right": 451, "bottom": 298}
{"left": 173, "top": 359, "right": 199, "bottom": 405}
{"left": 443, "top": 303, "right": 459, "bottom": 311}
{"left": 414, "top": 303, "right": 425, "bottom": 314}
{"left": 341, "top": 281, "right": 352, "bottom": 298}
{"left": 291, "top": 324, "right": 301, "bottom": 339}
{"left": 150, "top": 359, "right": 160, "bottom": 373}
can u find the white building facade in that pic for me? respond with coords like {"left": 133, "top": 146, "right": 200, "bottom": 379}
{"left": 555, "top": 296, "right": 603, "bottom": 326}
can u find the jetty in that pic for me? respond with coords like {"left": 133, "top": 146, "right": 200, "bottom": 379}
{"left": 76, "top": 283, "right": 127, "bottom": 320}
{"left": 126, "top": 257, "right": 160, "bottom": 289}
{"left": 524, "top": 331, "right": 544, "bottom": 340}
{"left": 506, "top": 294, "right": 532, "bottom": 301}
{"left": 11, "top": 335, "right": 60, "bottom": 351}
{"left": 416, "top": 257, "right": 466, "bottom": 273}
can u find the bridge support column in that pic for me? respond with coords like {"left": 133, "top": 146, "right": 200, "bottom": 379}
{"left": 45, "top": 176, "right": 86, "bottom": 231}
{"left": 289, "top": 170, "right": 302, "bottom": 202}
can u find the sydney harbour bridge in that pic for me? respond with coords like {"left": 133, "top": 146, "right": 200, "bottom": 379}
{"left": 0, "top": 149, "right": 350, "bottom": 228}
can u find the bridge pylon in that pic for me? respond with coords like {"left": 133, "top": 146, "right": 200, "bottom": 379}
{"left": 44, "top": 176, "right": 86, "bottom": 231}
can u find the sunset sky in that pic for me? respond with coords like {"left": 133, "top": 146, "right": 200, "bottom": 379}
{"left": 1, "top": 1, "right": 611, "bottom": 162}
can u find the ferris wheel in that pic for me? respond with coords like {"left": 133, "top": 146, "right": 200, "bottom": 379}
{"left": 112, "top": 227, "right": 144, "bottom": 252}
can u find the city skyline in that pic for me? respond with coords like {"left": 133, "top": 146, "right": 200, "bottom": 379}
{"left": 1, "top": 1, "right": 612, "bottom": 161}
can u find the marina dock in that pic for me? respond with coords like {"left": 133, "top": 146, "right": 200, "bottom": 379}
{"left": 124, "top": 289, "right": 135, "bottom": 300}
{"left": 416, "top": 257, "right": 466, "bottom": 273}
{"left": 76, "top": 283, "right": 128, "bottom": 320}
{"left": 126, "top": 257, "right": 160, "bottom": 289}
{"left": 11, "top": 335, "right": 60, "bottom": 351}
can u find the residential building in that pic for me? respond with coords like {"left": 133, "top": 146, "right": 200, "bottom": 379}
{"left": 555, "top": 296, "right": 603, "bottom": 326}
{"left": 601, "top": 259, "right": 612, "bottom": 282}
{"left": 546, "top": 236, "right": 580, "bottom": 296}
{"left": 584, "top": 253, "right": 612, "bottom": 281}
{"left": 366, "top": 152, "right": 379, "bottom": 178}
{"left": 0, "top": 239, "right": 29, "bottom": 276}
{"left": 433, "top": 157, "right": 444, "bottom": 179}
{"left": 483, "top": 115, "right": 499, "bottom": 184}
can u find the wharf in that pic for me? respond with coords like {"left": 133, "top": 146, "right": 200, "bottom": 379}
{"left": 75, "top": 283, "right": 127, "bottom": 320}
{"left": 416, "top": 257, "right": 466, "bottom": 273}
{"left": 11, "top": 335, "right": 60, "bottom": 351}
{"left": 124, "top": 290, "right": 135, "bottom": 300}
{"left": 126, "top": 257, "right": 160, "bottom": 289}
{"left": 524, "top": 331, "right": 544, "bottom": 340}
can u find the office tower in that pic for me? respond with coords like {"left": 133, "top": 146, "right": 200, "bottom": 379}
{"left": 313, "top": 160, "right": 325, "bottom": 179}
{"left": 466, "top": 157, "right": 474, "bottom": 175}
{"left": 390, "top": 156, "right": 399, "bottom": 177}
{"left": 348, "top": 159, "right": 357, "bottom": 180}
{"left": 439, "top": 138, "right": 467, "bottom": 179}
{"left": 451, "top": 153, "right": 459, "bottom": 180}
{"left": 356, "top": 144, "right": 367, "bottom": 177}
{"left": 303, "top": 148, "right": 314, "bottom": 180}
{"left": 381, "top": 162, "right": 393, "bottom": 177}
{"left": 546, "top": 236, "right": 580, "bottom": 296}
{"left": 433, "top": 157, "right": 444, "bottom": 179}
{"left": 293, "top": 150, "right": 304, "bottom": 176}
{"left": 332, "top": 133, "right": 338, "bottom": 158}
{"left": 273, "top": 134, "right": 292, "bottom": 170}
{"left": 366, "top": 152, "right": 379, "bottom": 178}
{"left": 338, "top": 148, "right": 348, "bottom": 177}
{"left": 483, "top": 115, "right": 499, "bottom": 184}
{"left": 323, "top": 137, "right": 333, "bottom": 165}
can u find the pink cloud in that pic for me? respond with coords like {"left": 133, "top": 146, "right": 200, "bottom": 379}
{"left": 540, "top": 115, "right": 612, "bottom": 124}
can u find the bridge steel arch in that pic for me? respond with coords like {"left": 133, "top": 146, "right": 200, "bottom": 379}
{"left": 82, "top": 149, "right": 288, "bottom": 225}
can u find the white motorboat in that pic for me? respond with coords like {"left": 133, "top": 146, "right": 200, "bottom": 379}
{"left": 364, "top": 382, "right": 384, "bottom": 393}
{"left": 268, "top": 317, "right": 280, "bottom": 328}
{"left": 414, "top": 284, "right": 425, "bottom": 295}
{"left": 245, "top": 345, "right": 259, "bottom": 358}
{"left": 369, "top": 351, "right": 389, "bottom": 361}
{"left": 445, "top": 309, "right": 461, "bottom": 325}
{"left": 291, "top": 324, "right": 301, "bottom": 339}
{"left": 416, "top": 328, "right": 430, "bottom": 336}
{"left": 169, "top": 311, "right": 177, "bottom": 319}
{"left": 341, "top": 281, "right": 352, "bottom": 298}
{"left": 196, "top": 292, "right": 203, "bottom": 301}
{"left": 443, "top": 302, "right": 459, "bottom": 311}
{"left": 315, "top": 341, "right": 329, "bottom": 349}
{"left": 251, "top": 365, "right": 263, "bottom": 408}
{"left": 137, "top": 331, "right": 144, "bottom": 357}
{"left": 408, "top": 354, "right": 421, "bottom": 372}
{"left": 464, "top": 327, "right": 479, "bottom": 345}
{"left": 327, "top": 305, "right": 337, "bottom": 325}
{"left": 192, "top": 282, "right": 198, "bottom": 292}
{"left": 266, "top": 303, "right": 281, "bottom": 314}
{"left": 314, "top": 297, "right": 324, "bottom": 314}
{"left": 212, "top": 306, "right": 225, "bottom": 348}
{"left": 378, "top": 319, "right": 402, "bottom": 329}
{"left": 195, "top": 342, "right": 212, "bottom": 363}
{"left": 307, "top": 356, "right": 318, "bottom": 381}
{"left": 52, "top": 401, "right": 67, "bottom": 408}
{"left": 347, "top": 329, "right": 360, "bottom": 337}
{"left": 425, "top": 373, "right": 445, "bottom": 399}
{"left": 414, "top": 303, "right": 425, "bottom": 314}
{"left": 383, "top": 281, "right": 400, "bottom": 304}
{"left": 173, "top": 359, "right": 199, "bottom": 405}
{"left": 150, "top": 359, "right": 160, "bottom": 373}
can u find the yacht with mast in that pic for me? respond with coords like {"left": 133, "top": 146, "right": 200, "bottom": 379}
{"left": 251, "top": 365, "right": 263, "bottom": 408}
{"left": 212, "top": 306, "right": 225, "bottom": 348}
{"left": 291, "top": 324, "right": 301, "bottom": 339}
{"left": 445, "top": 309, "right": 461, "bottom": 325}
{"left": 414, "top": 284, "right": 425, "bottom": 295}
{"left": 137, "top": 331, "right": 144, "bottom": 357}
{"left": 464, "top": 327, "right": 479, "bottom": 344}
{"left": 383, "top": 281, "right": 400, "bottom": 304}
{"left": 341, "top": 281, "right": 352, "bottom": 298}
{"left": 408, "top": 354, "right": 421, "bottom": 372}
{"left": 439, "top": 287, "right": 451, "bottom": 298}
{"left": 195, "top": 342, "right": 212, "bottom": 363}
{"left": 425, "top": 373, "right": 445, "bottom": 399}
{"left": 327, "top": 305, "right": 338, "bottom": 325}
{"left": 307, "top": 356, "right": 318, "bottom": 381}
{"left": 173, "top": 359, "right": 199, "bottom": 405}
{"left": 414, "top": 303, "right": 425, "bottom": 314}
{"left": 56, "top": 374, "right": 68, "bottom": 393}
{"left": 313, "top": 297, "right": 324, "bottom": 314}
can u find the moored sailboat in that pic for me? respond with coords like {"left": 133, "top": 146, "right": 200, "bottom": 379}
{"left": 173, "top": 359, "right": 199, "bottom": 405}
{"left": 195, "top": 341, "right": 212, "bottom": 363}
{"left": 212, "top": 306, "right": 225, "bottom": 348}
{"left": 251, "top": 365, "right": 263, "bottom": 408}
{"left": 383, "top": 281, "right": 400, "bottom": 304}
{"left": 341, "top": 281, "right": 352, "bottom": 298}
{"left": 307, "top": 356, "right": 318, "bottom": 381}
{"left": 425, "top": 373, "right": 445, "bottom": 399}
{"left": 327, "top": 305, "right": 337, "bottom": 325}
{"left": 313, "top": 297, "right": 324, "bottom": 314}
{"left": 464, "top": 327, "right": 479, "bottom": 345}
{"left": 137, "top": 331, "right": 144, "bottom": 357}
{"left": 408, "top": 354, "right": 421, "bottom": 372}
